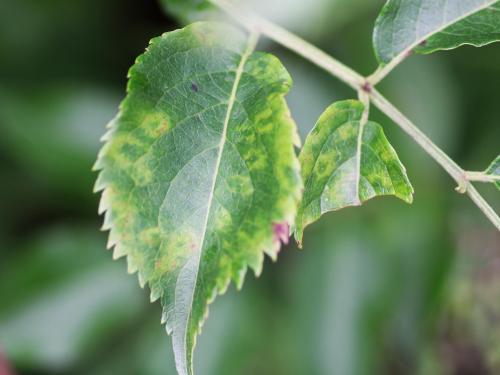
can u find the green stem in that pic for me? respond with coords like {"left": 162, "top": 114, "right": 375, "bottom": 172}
{"left": 465, "top": 171, "right": 500, "bottom": 183}
{"left": 369, "top": 89, "right": 466, "bottom": 189}
{"left": 370, "top": 89, "right": 500, "bottom": 230}
{"left": 209, "top": 0, "right": 365, "bottom": 90}
{"left": 467, "top": 183, "right": 500, "bottom": 230}
{"left": 367, "top": 52, "right": 411, "bottom": 86}
{"left": 211, "top": 0, "right": 500, "bottom": 230}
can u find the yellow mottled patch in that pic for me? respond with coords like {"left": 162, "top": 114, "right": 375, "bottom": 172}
{"left": 152, "top": 232, "right": 198, "bottom": 278}
{"left": 337, "top": 122, "right": 358, "bottom": 141}
{"left": 213, "top": 204, "right": 232, "bottom": 233}
{"left": 141, "top": 112, "right": 170, "bottom": 139}
{"left": 139, "top": 226, "right": 161, "bottom": 247}
{"left": 380, "top": 149, "right": 393, "bottom": 160}
{"left": 246, "top": 148, "right": 267, "bottom": 171}
{"left": 114, "top": 213, "right": 134, "bottom": 243}
{"left": 315, "top": 155, "right": 335, "bottom": 180}
{"left": 107, "top": 133, "right": 146, "bottom": 170}
{"left": 227, "top": 175, "right": 253, "bottom": 196}
{"left": 255, "top": 108, "right": 272, "bottom": 125}
{"left": 130, "top": 156, "right": 154, "bottom": 186}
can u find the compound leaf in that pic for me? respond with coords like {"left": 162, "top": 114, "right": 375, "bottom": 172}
{"left": 485, "top": 155, "right": 500, "bottom": 190}
{"left": 94, "top": 22, "right": 301, "bottom": 375}
{"left": 374, "top": 0, "right": 500, "bottom": 65}
{"left": 294, "top": 100, "right": 413, "bottom": 244}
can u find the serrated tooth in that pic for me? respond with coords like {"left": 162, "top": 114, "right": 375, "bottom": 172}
{"left": 150, "top": 286, "right": 161, "bottom": 303}
{"left": 92, "top": 162, "right": 100, "bottom": 172}
{"left": 100, "top": 129, "right": 114, "bottom": 142}
{"left": 127, "top": 259, "right": 138, "bottom": 274}
{"left": 218, "top": 278, "right": 231, "bottom": 297}
{"left": 106, "top": 229, "right": 118, "bottom": 249}
{"left": 235, "top": 266, "right": 247, "bottom": 290}
{"left": 207, "top": 287, "right": 218, "bottom": 304}
{"left": 269, "top": 242, "right": 280, "bottom": 262}
{"left": 101, "top": 210, "right": 113, "bottom": 231}
{"left": 105, "top": 118, "right": 116, "bottom": 129}
{"left": 93, "top": 150, "right": 107, "bottom": 170}
{"left": 93, "top": 172, "right": 107, "bottom": 192}
{"left": 98, "top": 190, "right": 110, "bottom": 214}
{"left": 112, "top": 243, "right": 126, "bottom": 259}
{"left": 254, "top": 252, "right": 264, "bottom": 277}
{"left": 138, "top": 272, "right": 146, "bottom": 288}
{"left": 92, "top": 160, "right": 101, "bottom": 172}
{"left": 161, "top": 310, "right": 168, "bottom": 325}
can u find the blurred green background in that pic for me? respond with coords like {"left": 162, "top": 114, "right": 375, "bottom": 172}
{"left": 0, "top": 1, "right": 499, "bottom": 374}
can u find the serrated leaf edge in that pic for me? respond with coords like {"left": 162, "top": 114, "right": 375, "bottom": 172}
{"left": 93, "top": 23, "right": 302, "bottom": 375}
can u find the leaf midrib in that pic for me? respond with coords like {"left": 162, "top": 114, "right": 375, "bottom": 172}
{"left": 177, "top": 31, "right": 259, "bottom": 374}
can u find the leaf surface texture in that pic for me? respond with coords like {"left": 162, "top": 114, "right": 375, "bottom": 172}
{"left": 374, "top": 0, "right": 500, "bottom": 64}
{"left": 94, "top": 22, "right": 301, "bottom": 375}
{"left": 294, "top": 100, "right": 413, "bottom": 243}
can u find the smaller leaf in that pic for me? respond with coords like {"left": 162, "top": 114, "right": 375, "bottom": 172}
{"left": 294, "top": 100, "right": 413, "bottom": 244}
{"left": 485, "top": 155, "right": 500, "bottom": 190}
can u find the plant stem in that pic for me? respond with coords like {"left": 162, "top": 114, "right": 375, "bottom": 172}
{"left": 367, "top": 52, "right": 411, "bottom": 86}
{"left": 369, "top": 89, "right": 466, "bottom": 188}
{"left": 466, "top": 184, "right": 500, "bottom": 230}
{"left": 465, "top": 171, "right": 500, "bottom": 183}
{"left": 370, "top": 89, "right": 500, "bottom": 230}
{"left": 211, "top": 0, "right": 500, "bottom": 230}
{"left": 209, "top": 0, "right": 365, "bottom": 90}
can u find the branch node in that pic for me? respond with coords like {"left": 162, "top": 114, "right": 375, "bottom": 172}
{"left": 361, "top": 81, "right": 372, "bottom": 94}
{"left": 455, "top": 174, "right": 469, "bottom": 194}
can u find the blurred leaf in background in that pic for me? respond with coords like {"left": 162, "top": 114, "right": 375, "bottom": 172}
{"left": 0, "top": 226, "right": 145, "bottom": 372}
{"left": 0, "top": 87, "right": 119, "bottom": 198}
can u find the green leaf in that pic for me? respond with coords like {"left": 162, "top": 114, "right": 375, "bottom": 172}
{"left": 374, "top": 0, "right": 500, "bottom": 65}
{"left": 94, "top": 22, "right": 301, "bottom": 375}
{"left": 160, "top": 0, "right": 216, "bottom": 23}
{"left": 485, "top": 155, "right": 500, "bottom": 190}
{"left": 294, "top": 100, "right": 413, "bottom": 244}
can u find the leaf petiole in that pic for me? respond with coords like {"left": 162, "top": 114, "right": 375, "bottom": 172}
{"left": 465, "top": 171, "right": 500, "bottom": 183}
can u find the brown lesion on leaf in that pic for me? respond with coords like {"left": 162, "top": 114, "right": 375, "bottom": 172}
{"left": 410, "top": 39, "right": 428, "bottom": 56}
{"left": 154, "top": 119, "right": 170, "bottom": 137}
{"left": 140, "top": 113, "right": 170, "bottom": 139}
